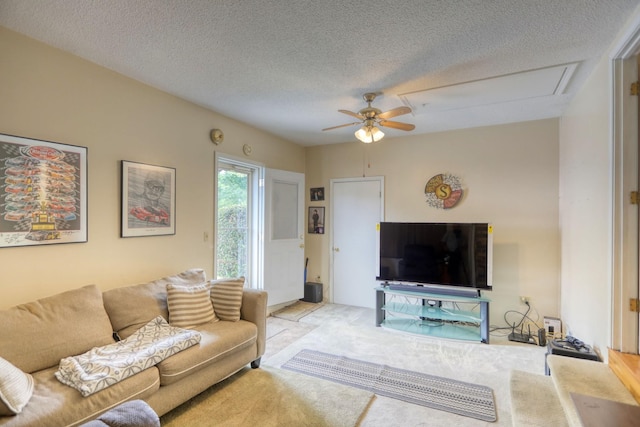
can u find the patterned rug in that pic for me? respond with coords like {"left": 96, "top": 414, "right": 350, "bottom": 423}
{"left": 282, "top": 349, "right": 497, "bottom": 422}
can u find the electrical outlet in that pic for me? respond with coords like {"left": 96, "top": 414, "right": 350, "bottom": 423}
{"left": 520, "top": 296, "right": 530, "bottom": 304}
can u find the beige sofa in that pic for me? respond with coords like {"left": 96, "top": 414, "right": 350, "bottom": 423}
{"left": 0, "top": 269, "right": 267, "bottom": 427}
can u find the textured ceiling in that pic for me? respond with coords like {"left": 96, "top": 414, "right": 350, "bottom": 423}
{"left": 1, "top": 0, "right": 638, "bottom": 146}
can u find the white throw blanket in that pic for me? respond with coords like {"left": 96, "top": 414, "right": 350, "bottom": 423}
{"left": 55, "top": 316, "right": 201, "bottom": 397}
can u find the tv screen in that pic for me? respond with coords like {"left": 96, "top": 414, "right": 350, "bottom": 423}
{"left": 377, "top": 222, "right": 492, "bottom": 290}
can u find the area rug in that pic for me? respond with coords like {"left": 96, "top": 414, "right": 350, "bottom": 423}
{"left": 271, "top": 300, "right": 324, "bottom": 321}
{"left": 160, "top": 365, "right": 374, "bottom": 427}
{"left": 282, "top": 349, "right": 496, "bottom": 422}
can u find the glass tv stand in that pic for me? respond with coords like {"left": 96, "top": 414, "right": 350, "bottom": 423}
{"left": 375, "top": 286, "right": 490, "bottom": 343}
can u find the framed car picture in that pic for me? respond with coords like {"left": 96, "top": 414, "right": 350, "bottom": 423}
{"left": 0, "top": 133, "right": 87, "bottom": 248}
{"left": 121, "top": 160, "right": 176, "bottom": 237}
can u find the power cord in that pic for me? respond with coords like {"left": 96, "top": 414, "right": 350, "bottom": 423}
{"left": 490, "top": 301, "right": 545, "bottom": 344}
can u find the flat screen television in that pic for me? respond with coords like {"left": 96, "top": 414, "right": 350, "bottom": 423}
{"left": 377, "top": 222, "right": 492, "bottom": 291}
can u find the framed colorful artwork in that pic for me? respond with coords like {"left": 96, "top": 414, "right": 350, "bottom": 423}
{"left": 0, "top": 133, "right": 88, "bottom": 248}
{"left": 121, "top": 160, "right": 176, "bottom": 237}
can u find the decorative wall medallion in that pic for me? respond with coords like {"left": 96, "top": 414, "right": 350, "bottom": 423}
{"left": 425, "top": 173, "right": 463, "bottom": 209}
{"left": 242, "top": 144, "right": 252, "bottom": 156}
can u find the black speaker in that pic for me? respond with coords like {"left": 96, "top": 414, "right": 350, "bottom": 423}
{"left": 303, "top": 282, "right": 323, "bottom": 303}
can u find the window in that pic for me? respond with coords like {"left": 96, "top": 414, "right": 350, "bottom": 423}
{"left": 215, "top": 156, "right": 263, "bottom": 288}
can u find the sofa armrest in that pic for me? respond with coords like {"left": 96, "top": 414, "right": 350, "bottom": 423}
{"left": 240, "top": 289, "right": 268, "bottom": 358}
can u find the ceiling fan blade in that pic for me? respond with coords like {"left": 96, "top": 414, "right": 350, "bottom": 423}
{"left": 322, "top": 122, "right": 361, "bottom": 131}
{"left": 338, "top": 109, "right": 364, "bottom": 120}
{"left": 379, "top": 120, "right": 415, "bottom": 131}
{"left": 377, "top": 106, "right": 412, "bottom": 120}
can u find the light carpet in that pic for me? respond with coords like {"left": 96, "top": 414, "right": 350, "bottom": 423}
{"left": 509, "top": 370, "right": 569, "bottom": 427}
{"left": 264, "top": 318, "right": 318, "bottom": 360}
{"left": 264, "top": 304, "right": 550, "bottom": 426}
{"left": 272, "top": 300, "right": 324, "bottom": 321}
{"left": 282, "top": 349, "right": 497, "bottom": 422}
{"left": 160, "top": 365, "right": 374, "bottom": 427}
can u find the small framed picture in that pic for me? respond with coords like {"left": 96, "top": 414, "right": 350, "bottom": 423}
{"left": 308, "top": 207, "right": 325, "bottom": 234}
{"left": 310, "top": 187, "right": 324, "bottom": 201}
{"left": 121, "top": 161, "right": 176, "bottom": 237}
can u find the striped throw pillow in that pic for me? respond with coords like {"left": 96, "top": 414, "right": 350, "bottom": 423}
{"left": 166, "top": 283, "right": 218, "bottom": 328}
{"left": 0, "top": 356, "right": 34, "bottom": 415}
{"left": 210, "top": 277, "right": 245, "bottom": 321}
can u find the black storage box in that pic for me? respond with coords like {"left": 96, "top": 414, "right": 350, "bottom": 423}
{"left": 302, "top": 282, "right": 323, "bottom": 303}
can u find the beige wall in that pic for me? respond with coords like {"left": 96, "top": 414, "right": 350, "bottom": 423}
{"left": 558, "top": 45, "right": 615, "bottom": 351}
{"left": 0, "top": 26, "right": 566, "bottom": 334}
{"left": 305, "top": 119, "right": 560, "bottom": 321}
{"left": 558, "top": 7, "right": 640, "bottom": 356}
{"left": 0, "top": 27, "right": 305, "bottom": 308}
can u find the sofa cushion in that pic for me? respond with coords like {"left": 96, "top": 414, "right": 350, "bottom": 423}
{"left": 0, "top": 285, "right": 115, "bottom": 373}
{"left": 103, "top": 269, "right": 207, "bottom": 339}
{"left": 166, "top": 283, "right": 218, "bottom": 328}
{"left": 209, "top": 277, "right": 245, "bottom": 321}
{"left": 0, "top": 365, "right": 159, "bottom": 427}
{"left": 156, "top": 320, "right": 257, "bottom": 386}
{"left": 0, "top": 356, "right": 34, "bottom": 415}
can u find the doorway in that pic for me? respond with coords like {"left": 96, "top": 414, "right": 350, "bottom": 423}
{"left": 611, "top": 24, "right": 640, "bottom": 353}
{"left": 330, "top": 177, "right": 384, "bottom": 309}
{"left": 215, "top": 156, "right": 305, "bottom": 306}
{"left": 215, "top": 156, "right": 262, "bottom": 288}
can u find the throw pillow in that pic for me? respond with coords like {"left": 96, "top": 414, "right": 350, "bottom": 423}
{"left": 0, "top": 356, "right": 34, "bottom": 415}
{"left": 166, "top": 283, "right": 218, "bottom": 328}
{"left": 103, "top": 268, "right": 208, "bottom": 339}
{"left": 210, "top": 277, "right": 245, "bottom": 321}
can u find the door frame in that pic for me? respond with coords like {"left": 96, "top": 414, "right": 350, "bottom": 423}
{"left": 214, "top": 153, "right": 264, "bottom": 289}
{"left": 329, "top": 176, "right": 384, "bottom": 304}
{"left": 610, "top": 14, "right": 640, "bottom": 352}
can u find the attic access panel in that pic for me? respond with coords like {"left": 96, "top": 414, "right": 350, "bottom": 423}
{"left": 400, "top": 63, "right": 578, "bottom": 114}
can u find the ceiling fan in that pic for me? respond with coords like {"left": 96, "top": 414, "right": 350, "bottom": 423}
{"left": 322, "top": 93, "right": 415, "bottom": 143}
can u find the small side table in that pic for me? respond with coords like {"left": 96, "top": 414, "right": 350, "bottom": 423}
{"left": 545, "top": 340, "right": 599, "bottom": 375}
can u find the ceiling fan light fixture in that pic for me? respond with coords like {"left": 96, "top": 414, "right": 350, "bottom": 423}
{"left": 324, "top": 92, "right": 412, "bottom": 140}
{"left": 355, "top": 126, "right": 384, "bottom": 143}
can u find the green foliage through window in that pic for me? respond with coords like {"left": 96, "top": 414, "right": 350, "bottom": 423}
{"left": 216, "top": 169, "right": 248, "bottom": 279}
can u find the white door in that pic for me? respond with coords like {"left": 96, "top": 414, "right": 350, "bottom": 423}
{"left": 264, "top": 169, "right": 305, "bottom": 306}
{"left": 331, "top": 177, "right": 383, "bottom": 308}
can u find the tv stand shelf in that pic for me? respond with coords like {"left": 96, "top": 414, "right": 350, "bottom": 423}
{"left": 375, "top": 286, "right": 490, "bottom": 343}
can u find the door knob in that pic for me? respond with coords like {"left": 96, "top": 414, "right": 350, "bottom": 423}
{"left": 333, "top": 247, "right": 340, "bottom": 252}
